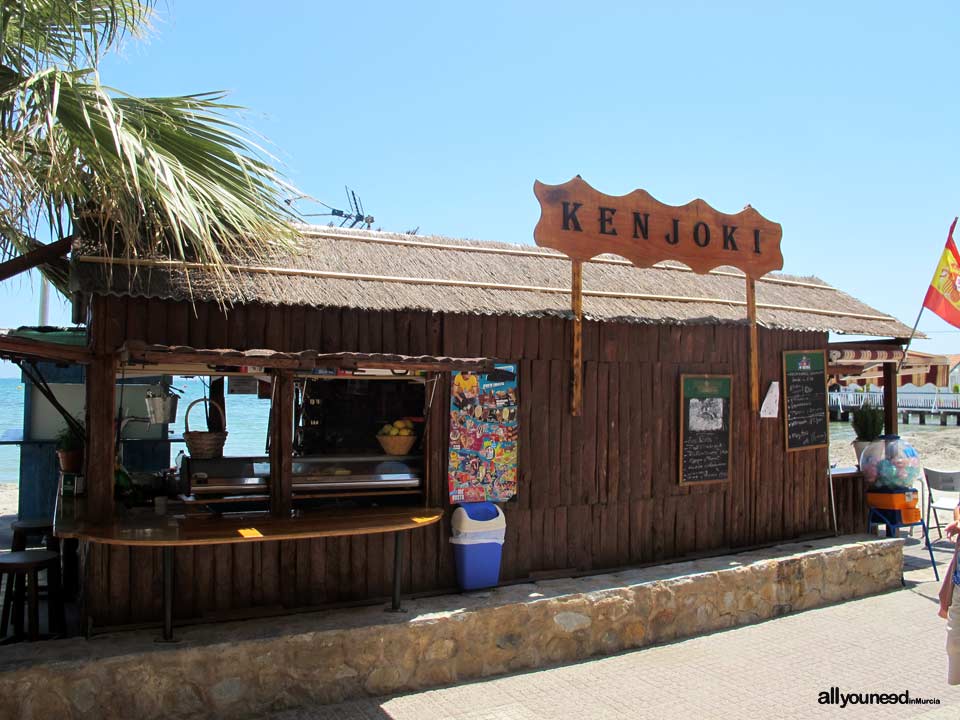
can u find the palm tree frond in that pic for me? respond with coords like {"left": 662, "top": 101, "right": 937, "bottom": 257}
{"left": 14, "top": 71, "right": 298, "bottom": 277}
{"left": 1, "top": 0, "right": 154, "bottom": 75}
{"left": 0, "top": 5, "right": 305, "bottom": 301}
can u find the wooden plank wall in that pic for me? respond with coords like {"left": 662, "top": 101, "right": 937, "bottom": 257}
{"left": 83, "top": 296, "right": 844, "bottom": 627}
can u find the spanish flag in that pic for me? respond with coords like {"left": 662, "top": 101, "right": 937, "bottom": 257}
{"left": 923, "top": 217, "right": 960, "bottom": 327}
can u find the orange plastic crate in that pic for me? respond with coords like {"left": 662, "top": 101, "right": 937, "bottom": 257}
{"left": 866, "top": 491, "right": 918, "bottom": 510}
{"left": 900, "top": 507, "right": 922, "bottom": 524}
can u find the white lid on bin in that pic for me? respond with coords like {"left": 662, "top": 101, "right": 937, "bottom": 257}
{"left": 451, "top": 502, "right": 506, "bottom": 534}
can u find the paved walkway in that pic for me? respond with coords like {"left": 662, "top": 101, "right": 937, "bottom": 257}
{"left": 262, "top": 534, "right": 960, "bottom": 720}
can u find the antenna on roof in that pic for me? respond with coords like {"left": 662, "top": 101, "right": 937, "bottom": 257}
{"left": 285, "top": 186, "right": 375, "bottom": 229}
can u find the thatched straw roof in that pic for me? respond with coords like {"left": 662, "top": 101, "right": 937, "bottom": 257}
{"left": 70, "top": 225, "right": 913, "bottom": 338}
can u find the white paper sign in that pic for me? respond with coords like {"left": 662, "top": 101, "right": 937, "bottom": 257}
{"left": 760, "top": 382, "right": 780, "bottom": 418}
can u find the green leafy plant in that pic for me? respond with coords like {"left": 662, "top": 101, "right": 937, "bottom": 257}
{"left": 851, "top": 403, "right": 884, "bottom": 442}
{"left": 56, "top": 421, "right": 85, "bottom": 452}
{"left": 953, "top": 384, "right": 959, "bottom": 394}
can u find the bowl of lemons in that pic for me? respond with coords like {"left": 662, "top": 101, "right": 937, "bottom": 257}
{"left": 377, "top": 418, "right": 417, "bottom": 455}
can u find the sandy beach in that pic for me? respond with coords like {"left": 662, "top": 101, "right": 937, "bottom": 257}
{"left": 0, "top": 484, "right": 16, "bottom": 517}
{"left": 0, "top": 484, "right": 17, "bottom": 549}
{"left": 829, "top": 426, "right": 960, "bottom": 471}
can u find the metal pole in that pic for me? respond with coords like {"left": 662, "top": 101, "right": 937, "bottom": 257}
{"left": 895, "top": 306, "right": 925, "bottom": 376}
{"left": 828, "top": 474, "right": 839, "bottom": 536}
{"left": 162, "top": 546, "right": 174, "bottom": 641}
{"left": 825, "top": 378, "right": 836, "bottom": 536}
{"left": 38, "top": 277, "right": 49, "bottom": 326}
{"left": 391, "top": 532, "right": 404, "bottom": 612}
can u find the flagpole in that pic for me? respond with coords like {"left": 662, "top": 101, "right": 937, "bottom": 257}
{"left": 895, "top": 306, "right": 924, "bottom": 376}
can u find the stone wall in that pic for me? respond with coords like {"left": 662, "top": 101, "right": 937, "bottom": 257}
{"left": 0, "top": 536, "right": 902, "bottom": 720}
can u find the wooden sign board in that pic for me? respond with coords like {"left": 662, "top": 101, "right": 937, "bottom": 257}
{"left": 783, "top": 349, "right": 828, "bottom": 451}
{"left": 534, "top": 176, "right": 783, "bottom": 279}
{"left": 679, "top": 375, "right": 732, "bottom": 485}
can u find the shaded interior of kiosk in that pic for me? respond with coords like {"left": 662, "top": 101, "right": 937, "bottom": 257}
{"left": 181, "top": 372, "right": 430, "bottom": 512}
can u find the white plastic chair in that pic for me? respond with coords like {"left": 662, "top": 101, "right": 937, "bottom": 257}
{"left": 924, "top": 468, "right": 960, "bottom": 540}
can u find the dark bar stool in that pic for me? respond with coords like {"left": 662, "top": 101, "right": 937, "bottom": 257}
{"left": 9, "top": 519, "right": 59, "bottom": 597}
{"left": 0, "top": 551, "right": 64, "bottom": 641}
{"left": 10, "top": 519, "right": 58, "bottom": 553}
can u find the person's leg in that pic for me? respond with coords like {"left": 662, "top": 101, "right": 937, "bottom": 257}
{"left": 947, "top": 588, "right": 960, "bottom": 684}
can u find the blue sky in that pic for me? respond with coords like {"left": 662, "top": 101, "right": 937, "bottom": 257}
{"left": 2, "top": 1, "right": 959, "bottom": 376}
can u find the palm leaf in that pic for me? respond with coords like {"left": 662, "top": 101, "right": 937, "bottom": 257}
{"left": 0, "top": 66, "right": 300, "bottom": 295}
{"left": 1, "top": 1, "right": 153, "bottom": 75}
{"left": 0, "top": 2, "right": 304, "bottom": 299}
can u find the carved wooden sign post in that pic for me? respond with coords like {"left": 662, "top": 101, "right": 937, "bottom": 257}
{"left": 532, "top": 175, "right": 784, "bottom": 416}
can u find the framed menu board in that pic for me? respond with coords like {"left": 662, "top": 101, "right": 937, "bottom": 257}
{"left": 782, "top": 349, "right": 828, "bottom": 451}
{"left": 679, "top": 375, "right": 732, "bottom": 485}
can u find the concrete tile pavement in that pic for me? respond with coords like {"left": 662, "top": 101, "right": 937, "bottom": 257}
{"left": 263, "top": 534, "right": 960, "bottom": 720}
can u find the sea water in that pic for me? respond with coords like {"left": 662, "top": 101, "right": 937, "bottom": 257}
{"left": 167, "top": 377, "right": 272, "bottom": 457}
{"left": 0, "top": 378, "right": 22, "bottom": 484}
{"left": 0, "top": 376, "right": 272, "bottom": 484}
{"left": 828, "top": 418, "right": 949, "bottom": 448}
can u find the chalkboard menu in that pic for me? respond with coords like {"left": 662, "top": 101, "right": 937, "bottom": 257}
{"left": 679, "top": 375, "right": 732, "bottom": 485}
{"left": 783, "top": 349, "right": 828, "bottom": 451}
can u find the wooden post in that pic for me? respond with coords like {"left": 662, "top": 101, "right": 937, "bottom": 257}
{"left": 208, "top": 377, "right": 226, "bottom": 432}
{"left": 571, "top": 260, "right": 583, "bottom": 416}
{"left": 270, "top": 371, "right": 294, "bottom": 517}
{"left": 745, "top": 277, "right": 761, "bottom": 541}
{"left": 883, "top": 362, "right": 898, "bottom": 435}
{"left": 746, "top": 277, "right": 760, "bottom": 412}
{"left": 85, "top": 352, "right": 118, "bottom": 521}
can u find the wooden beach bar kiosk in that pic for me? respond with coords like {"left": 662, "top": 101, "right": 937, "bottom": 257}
{"left": 0, "top": 178, "right": 916, "bottom": 638}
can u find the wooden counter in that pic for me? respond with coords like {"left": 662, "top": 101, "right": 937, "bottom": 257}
{"left": 55, "top": 497, "right": 444, "bottom": 639}
{"left": 55, "top": 496, "right": 442, "bottom": 546}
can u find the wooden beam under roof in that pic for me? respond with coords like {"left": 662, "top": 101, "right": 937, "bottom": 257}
{"left": 0, "top": 330, "right": 92, "bottom": 364}
{"left": 0, "top": 236, "right": 73, "bottom": 283}
{"left": 120, "top": 341, "right": 497, "bottom": 374}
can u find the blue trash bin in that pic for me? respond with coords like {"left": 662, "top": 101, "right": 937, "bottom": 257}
{"left": 450, "top": 502, "right": 506, "bottom": 591}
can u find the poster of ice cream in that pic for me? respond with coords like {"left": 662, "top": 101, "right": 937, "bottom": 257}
{"left": 448, "top": 363, "right": 518, "bottom": 503}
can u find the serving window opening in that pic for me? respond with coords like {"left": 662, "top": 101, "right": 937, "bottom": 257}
{"left": 291, "top": 373, "right": 428, "bottom": 504}
{"left": 178, "top": 370, "right": 433, "bottom": 512}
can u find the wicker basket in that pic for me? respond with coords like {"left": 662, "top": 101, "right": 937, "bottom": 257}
{"left": 377, "top": 434, "right": 417, "bottom": 456}
{"left": 183, "top": 398, "right": 228, "bottom": 459}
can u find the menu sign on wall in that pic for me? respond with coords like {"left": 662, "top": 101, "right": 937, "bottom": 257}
{"left": 679, "top": 375, "right": 732, "bottom": 485}
{"left": 783, "top": 349, "right": 828, "bottom": 451}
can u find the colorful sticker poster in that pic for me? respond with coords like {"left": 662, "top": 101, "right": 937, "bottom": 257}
{"left": 448, "top": 363, "right": 518, "bottom": 503}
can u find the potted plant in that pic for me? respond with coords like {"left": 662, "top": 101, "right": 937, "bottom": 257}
{"left": 851, "top": 402, "right": 884, "bottom": 466}
{"left": 56, "top": 421, "right": 85, "bottom": 473}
